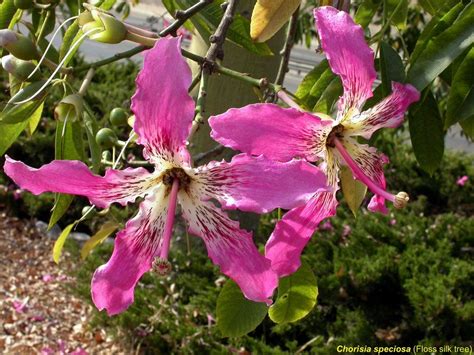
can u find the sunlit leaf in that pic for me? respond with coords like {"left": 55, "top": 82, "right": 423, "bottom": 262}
{"left": 217, "top": 280, "right": 268, "bottom": 337}
{"left": 407, "top": 2, "right": 474, "bottom": 91}
{"left": 0, "top": 0, "right": 16, "bottom": 29}
{"left": 52, "top": 223, "right": 75, "bottom": 264}
{"left": 250, "top": 0, "right": 301, "bottom": 43}
{"left": 340, "top": 166, "right": 368, "bottom": 217}
{"left": 409, "top": 90, "right": 445, "bottom": 174}
{"left": 445, "top": 47, "right": 474, "bottom": 129}
{"left": 269, "top": 263, "right": 318, "bottom": 324}
{"left": 25, "top": 102, "right": 44, "bottom": 136}
{"left": 355, "top": 0, "right": 382, "bottom": 28}
{"left": 81, "top": 221, "right": 119, "bottom": 260}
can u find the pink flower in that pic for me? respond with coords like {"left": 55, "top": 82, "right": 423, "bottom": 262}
{"left": 42, "top": 274, "right": 54, "bottom": 282}
{"left": 209, "top": 7, "right": 419, "bottom": 277}
{"left": 390, "top": 219, "right": 397, "bottom": 226}
{"left": 342, "top": 225, "right": 352, "bottom": 237}
{"left": 457, "top": 175, "right": 468, "bottom": 186}
{"left": 12, "top": 298, "right": 28, "bottom": 313}
{"left": 4, "top": 37, "right": 328, "bottom": 315}
{"left": 320, "top": 220, "right": 334, "bottom": 231}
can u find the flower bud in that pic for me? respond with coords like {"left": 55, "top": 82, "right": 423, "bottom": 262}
{"left": 394, "top": 192, "right": 409, "bottom": 209}
{"left": 1, "top": 55, "right": 42, "bottom": 82}
{"left": 78, "top": 7, "right": 127, "bottom": 44}
{"left": 109, "top": 107, "right": 128, "bottom": 126}
{"left": 54, "top": 94, "right": 84, "bottom": 122}
{"left": 0, "top": 30, "right": 39, "bottom": 60}
{"left": 14, "top": 0, "right": 34, "bottom": 9}
{"left": 96, "top": 128, "right": 118, "bottom": 149}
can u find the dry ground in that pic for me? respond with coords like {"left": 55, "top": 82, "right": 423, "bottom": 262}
{"left": 0, "top": 212, "right": 131, "bottom": 354}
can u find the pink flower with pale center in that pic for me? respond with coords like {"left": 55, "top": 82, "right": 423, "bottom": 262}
{"left": 12, "top": 298, "right": 28, "bottom": 313}
{"left": 457, "top": 175, "right": 468, "bottom": 186}
{"left": 4, "top": 37, "right": 329, "bottom": 315}
{"left": 209, "top": 7, "right": 419, "bottom": 277}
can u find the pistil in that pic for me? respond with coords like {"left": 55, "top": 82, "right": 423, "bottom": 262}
{"left": 333, "top": 138, "right": 409, "bottom": 209}
{"left": 152, "top": 178, "right": 179, "bottom": 276}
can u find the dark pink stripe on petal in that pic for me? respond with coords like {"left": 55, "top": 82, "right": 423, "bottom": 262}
{"left": 131, "top": 37, "right": 195, "bottom": 165}
{"left": 3, "top": 156, "right": 153, "bottom": 208}
{"left": 179, "top": 192, "right": 277, "bottom": 304}
{"left": 209, "top": 103, "right": 332, "bottom": 162}
{"left": 194, "top": 154, "right": 330, "bottom": 213}
{"left": 265, "top": 191, "right": 338, "bottom": 277}
{"left": 92, "top": 186, "right": 169, "bottom": 315}
{"left": 346, "top": 82, "right": 420, "bottom": 139}
{"left": 314, "top": 6, "right": 376, "bottom": 116}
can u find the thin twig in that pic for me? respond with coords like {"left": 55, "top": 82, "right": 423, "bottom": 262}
{"left": 74, "top": 45, "right": 148, "bottom": 73}
{"left": 159, "top": 0, "right": 214, "bottom": 37}
{"left": 275, "top": 6, "right": 299, "bottom": 86}
{"left": 193, "top": 145, "right": 226, "bottom": 165}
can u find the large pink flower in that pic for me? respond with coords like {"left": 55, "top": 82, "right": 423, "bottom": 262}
{"left": 3, "top": 37, "right": 329, "bottom": 315}
{"left": 209, "top": 7, "right": 420, "bottom": 277}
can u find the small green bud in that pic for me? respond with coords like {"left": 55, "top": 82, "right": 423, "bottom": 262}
{"left": 14, "top": 0, "right": 33, "bottom": 9}
{"left": 0, "top": 30, "right": 39, "bottom": 61}
{"left": 81, "top": 206, "right": 97, "bottom": 219}
{"left": 96, "top": 128, "right": 118, "bottom": 149}
{"left": 109, "top": 107, "right": 128, "bottom": 126}
{"left": 1, "top": 55, "right": 42, "bottom": 82}
{"left": 79, "top": 7, "right": 127, "bottom": 44}
{"left": 54, "top": 94, "right": 84, "bottom": 122}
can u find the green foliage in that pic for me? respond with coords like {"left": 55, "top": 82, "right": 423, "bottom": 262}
{"left": 217, "top": 280, "right": 268, "bottom": 337}
{"left": 269, "top": 263, "right": 318, "bottom": 324}
{"left": 64, "top": 137, "right": 473, "bottom": 353}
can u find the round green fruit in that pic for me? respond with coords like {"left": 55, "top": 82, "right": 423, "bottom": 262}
{"left": 109, "top": 107, "right": 128, "bottom": 126}
{"left": 96, "top": 128, "right": 118, "bottom": 149}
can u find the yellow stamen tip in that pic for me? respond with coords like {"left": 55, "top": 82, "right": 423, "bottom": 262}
{"left": 394, "top": 192, "right": 409, "bottom": 209}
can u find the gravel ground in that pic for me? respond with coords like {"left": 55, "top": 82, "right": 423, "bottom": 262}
{"left": 0, "top": 212, "right": 130, "bottom": 354}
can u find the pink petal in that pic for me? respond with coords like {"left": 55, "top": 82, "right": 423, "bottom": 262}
{"left": 194, "top": 154, "right": 329, "bottom": 213}
{"left": 266, "top": 191, "right": 338, "bottom": 277}
{"left": 131, "top": 37, "right": 195, "bottom": 164}
{"left": 314, "top": 6, "right": 376, "bottom": 116}
{"left": 340, "top": 138, "right": 390, "bottom": 214}
{"left": 457, "top": 175, "right": 468, "bottom": 186}
{"left": 3, "top": 156, "right": 153, "bottom": 209}
{"left": 92, "top": 186, "right": 169, "bottom": 315}
{"left": 179, "top": 192, "right": 277, "bottom": 304}
{"left": 209, "top": 103, "right": 333, "bottom": 162}
{"left": 346, "top": 82, "right": 420, "bottom": 139}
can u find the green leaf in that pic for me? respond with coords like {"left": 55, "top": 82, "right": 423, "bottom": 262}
{"left": 380, "top": 41, "right": 405, "bottom": 96}
{"left": 385, "top": 0, "right": 408, "bottom": 29}
{"left": 295, "top": 60, "right": 331, "bottom": 109}
{"left": 0, "top": 0, "right": 16, "bottom": 29}
{"left": 0, "top": 121, "right": 29, "bottom": 155}
{"left": 81, "top": 222, "right": 119, "bottom": 260}
{"left": 174, "top": 0, "right": 273, "bottom": 56}
{"left": 53, "top": 223, "right": 75, "bottom": 264}
{"left": 460, "top": 116, "right": 474, "bottom": 139}
{"left": 340, "top": 166, "right": 368, "bottom": 217}
{"left": 409, "top": 90, "right": 445, "bottom": 174}
{"left": 313, "top": 78, "right": 343, "bottom": 114}
{"left": 418, "top": 0, "right": 460, "bottom": 16}
{"left": 216, "top": 280, "right": 268, "bottom": 337}
{"left": 25, "top": 102, "right": 44, "bottom": 136}
{"left": 269, "top": 263, "right": 318, "bottom": 324}
{"left": 60, "top": 21, "right": 80, "bottom": 61}
{"left": 407, "top": 3, "right": 474, "bottom": 91}
{"left": 49, "top": 120, "right": 85, "bottom": 229}
{"left": 355, "top": 0, "right": 382, "bottom": 28}
{"left": 445, "top": 47, "right": 474, "bottom": 128}
{"left": 0, "top": 81, "right": 48, "bottom": 124}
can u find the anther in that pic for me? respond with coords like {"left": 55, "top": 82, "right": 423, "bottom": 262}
{"left": 152, "top": 258, "right": 172, "bottom": 276}
{"left": 394, "top": 192, "right": 409, "bottom": 209}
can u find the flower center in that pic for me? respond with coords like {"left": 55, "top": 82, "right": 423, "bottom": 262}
{"left": 326, "top": 124, "right": 345, "bottom": 148}
{"left": 162, "top": 167, "right": 191, "bottom": 190}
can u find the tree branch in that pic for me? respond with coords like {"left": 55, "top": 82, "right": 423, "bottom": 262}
{"left": 159, "top": 0, "right": 214, "bottom": 37}
{"left": 275, "top": 7, "right": 299, "bottom": 86}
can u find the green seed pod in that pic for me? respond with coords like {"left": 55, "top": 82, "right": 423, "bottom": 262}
{"left": 1, "top": 55, "right": 42, "bottom": 82}
{"left": 81, "top": 206, "right": 97, "bottom": 219}
{"left": 96, "top": 128, "right": 118, "bottom": 149}
{"left": 109, "top": 107, "right": 128, "bottom": 126}
{"left": 54, "top": 94, "right": 84, "bottom": 122}
{"left": 79, "top": 7, "right": 127, "bottom": 44}
{"left": 14, "top": 0, "right": 33, "bottom": 9}
{"left": 0, "top": 30, "right": 39, "bottom": 61}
